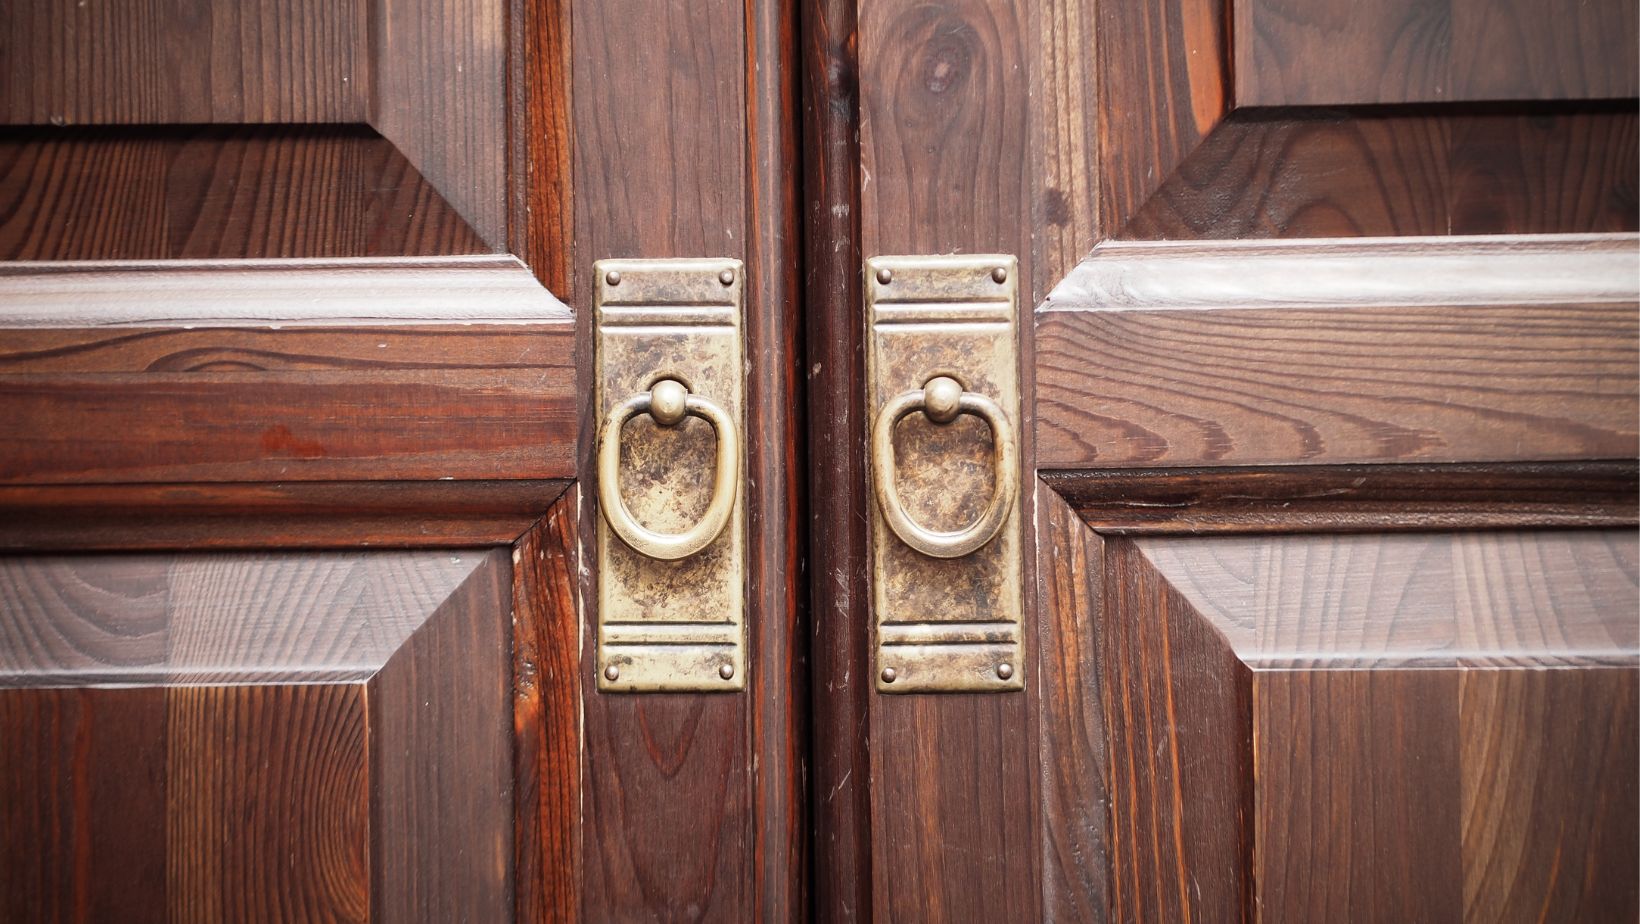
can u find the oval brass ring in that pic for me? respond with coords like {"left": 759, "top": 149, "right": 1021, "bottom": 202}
{"left": 598, "top": 381, "right": 740, "bottom": 561}
{"left": 870, "top": 378, "right": 1018, "bottom": 559}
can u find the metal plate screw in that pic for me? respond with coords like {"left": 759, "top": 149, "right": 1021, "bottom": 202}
{"left": 719, "top": 663, "right": 735, "bottom": 680}
{"left": 604, "top": 664, "right": 620, "bottom": 681}
{"left": 605, "top": 270, "right": 622, "bottom": 286}
{"left": 876, "top": 267, "right": 893, "bottom": 285}
{"left": 881, "top": 666, "right": 898, "bottom": 683}
{"left": 991, "top": 266, "right": 1008, "bottom": 283}
{"left": 719, "top": 268, "right": 736, "bottom": 286}
{"left": 996, "top": 663, "right": 1014, "bottom": 680}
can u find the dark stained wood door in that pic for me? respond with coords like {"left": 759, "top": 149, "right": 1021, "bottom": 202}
{"left": 0, "top": 0, "right": 804, "bottom": 921}
{"left": 804, "top": 0, "right": 1638, "bottom": 920}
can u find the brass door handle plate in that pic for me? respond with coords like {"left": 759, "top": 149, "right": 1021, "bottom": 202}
{"left": 594, "top": 258, "right": 746, "bottom": 693}
{"left": 871, "top": 377, "right": 1017, "bottom": 559}
{"left": 866, "top": 255, "right": 1025, "bottom": 693}
{"left": 599, "top": 379, "right": 740, "bottom": 561}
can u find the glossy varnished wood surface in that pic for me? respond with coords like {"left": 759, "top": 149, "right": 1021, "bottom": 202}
{"left": 571, "top": 0, "right": 756, "bottom": 917}
{"left": 801, "top": 0, "right": 872, "bottom": 915}
{"left": 371, "top": 0, "right": 507, "bottom": 249}
{"left": 0, "top": 480, "right": 565, "bottom": 551}
{"left": 0, "top": 548, "right": 514, "bottom": 921}
{"left": 1122, "top": 108, "right": 1638, "bottom": 240}
{"left": 857, "top": 0, "right": 1041, "bottom": 918}
{"left": 1100, "top": 531, "right": 1639, "bottom": 921}
{"left": 0, "top": 128, "right": 487, "bottom": 261}
{"left": 0, "top": 0, "right": 367, "bottom": 125}
{"left": 512, "top": 496, "right": 581, "bottom": 924}
{"left": 1034, "top": 483, "right": 1109, "bottom": 921}
{"left": 745, "top": 0, "right": 810, "bottom": 913}
{"left": 1036, "top": 236, "right": 1639, "bottom": 471}
{"left": 1094, "top": 0, "right": 1227, "bottom": 238}
{"left": 1234, "top": 0, "right": 1639, "bottom": 106}
{"left": 0, "top": 259, "right": 576, "bottom": 487}
{"left": 1045, "top": 462, "right": 1639, "bottom": 534}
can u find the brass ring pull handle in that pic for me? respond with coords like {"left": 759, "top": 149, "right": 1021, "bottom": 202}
{"left": 871, "top": 376, "right": 1018, "bottom": 559}
{"left": 598, "top": 379, "right": 740, "bottom": 561}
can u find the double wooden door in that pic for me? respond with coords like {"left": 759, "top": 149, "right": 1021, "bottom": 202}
{"left": 1, "top": 0, "right": 1635, "bottom": 920}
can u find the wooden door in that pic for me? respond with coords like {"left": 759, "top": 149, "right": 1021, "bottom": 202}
{"left": 0, "top": 0, "right": 803, "bottom": 921}
{"left": 805, "top": 0, "right": 1638, "bottom": 920}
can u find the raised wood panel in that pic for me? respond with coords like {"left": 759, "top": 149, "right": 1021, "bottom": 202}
{"left": 372, "top": 0, "right": 508, "bottom": 250}
{"left": 1234, "top": 0, "right": 1639, "bottom": 107}
{"left": 0, "top": 128, "right": 487, "bottom": 261}
{"left": 1144, "top": 531, "right": 1640, "bottom": 668}
{"left": 0, "top": 551, "right": 485, "bottom": 684}
{"left": 0, "top": 260, "right": 575, "bottom": 487}
{"left": 0, "top": 0, "right": 368, "bottom": 125}
{"left": 1253, "top": 669, "right": 1466, "bottom": 920}
{"left": 369, "top": 549, "right": 511, "bottom": 921}
{"left": 1457, "top": 669, "right": 1639, "bottom": 921}
{"left": 0, "top": 548, "right": 512, "bottom": 922}
{"left": 1122, "top": 109, "right": 1638, "bottom": 240}
{"left": 1102, "top": 538, "right": 1254, "bottom": 923}
{"left": 1101, "top": 531, "right": 1640, "bottom": 921}
{"left": 1036, "top": 236, "right": 1639, "bottom": 470}
{"left": 1095, "top": 0, "right": 1228, "bottom": 238}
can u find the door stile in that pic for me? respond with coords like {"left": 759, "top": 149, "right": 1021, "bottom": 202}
{"left": 569, "top": 0, "right": 807, "bottom": 917}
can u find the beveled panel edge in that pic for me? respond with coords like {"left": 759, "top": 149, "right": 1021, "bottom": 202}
{"left": 1042, "top": 233, "right": 1640, "bottom": 313}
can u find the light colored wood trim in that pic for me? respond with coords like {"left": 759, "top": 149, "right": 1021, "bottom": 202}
{"left": 1043, "top": 233, "right": 1639, "bottom": 314}
{"left": 0, "top": 255, "right": 569, "bottom": 327}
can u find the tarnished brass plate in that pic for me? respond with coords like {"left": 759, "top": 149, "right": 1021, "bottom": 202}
{"left": 866, "top": 255, "right": 1024, "bottom": 692}
{"left": 595, "top": 258, "right": 745, "bottom": 692}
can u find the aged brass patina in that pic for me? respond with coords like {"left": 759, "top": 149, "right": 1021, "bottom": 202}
{"left": 866, "top": 254, "right": 1024, "bottom": 693}
{"left": 594, "top": 258, "right": 746, "bottom": 692}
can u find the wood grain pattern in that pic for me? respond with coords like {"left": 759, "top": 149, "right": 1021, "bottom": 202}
{"left": 1036, "top": 236, "right": 1639, "bottom": 470}
{"left": 0, "top": 550, "right": 486, "bottom": 684}
{"left": 0, "top": 548, "right": 513, "bottom": 922}
{"left": 0, "top": 0, "right": 367, "bottom": 125}
{"left": 1122, "top": 109, "right": 1639, "bottom": 240}
{"left": 0, "top": 260, "right": 575, "bottom": 487}
{"left": 1095, "top": 0, "right": 1228, "bottom": 237}
{"left": 512, "top": 496, "right": 581, "bottom": 924}
{"left": 1235, "top": 0, "right": 1639, "bottom": 106}
{"left": 800, "top": 0, "right": 873, "bottom": 916}
{"left": 1255, "top": 669, "right": 1465, "bottom": 920}
{"left": 371, "top": 0, "right": 507, "bottom": 250}
{"left": 1141, "top": 531, "right": 1640, "bottom": 669}
{"left": 516, "top": 0, "right": 573, "bottom": 297}
{"left": 0, "top": 127, "right": 487, "bottom": 260}
{"left": 1102, "top": 538, "right": 1254, "bottom": 923}
{"left": 570, "top": 0, "right": 753, "bottom": 917}
{"left": 0, "top": 480, "right": 564, "bottom": 551}
{"left": 1030, "top": 0, "right": 1098, "bottom": 302}
{"left": 1458, "top": 668, "right": 1639, "bottom": 921}
{"left": 746, "top": 0, "right": 810, "bottom": 913}
{"left": 1034, "top": 482, "right": 1109, "bottom": 922}
{"left": 370, "top": 549, "right": 511, "bottom": 921}
{"left": 1102, "top": 531, "right": 1640, "bottom": 921}
{"left": 1046, "top": 461, "right": 1639, "bottom": 534}
{"left": 858, "top": 0, "right": 1041, "bottom": 917}
{"left": 0, "top": 255, "right": 567, "bottom": 324}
